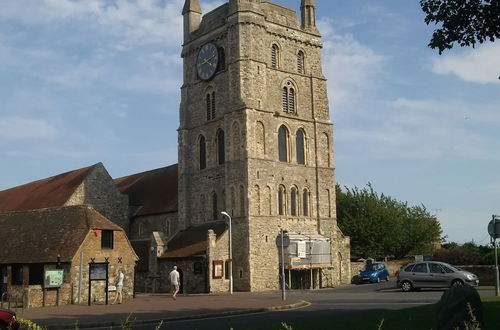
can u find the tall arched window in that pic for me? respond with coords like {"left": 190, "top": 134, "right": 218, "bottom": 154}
{"left": 206, "top": 91, "right": 215, "bottom": 120}
{"left": 271, "top": 44, "right": 279, "bottom": 68}
{"left": 302, "top": 189, "right": 309, "bottom": 217}
{"left": 296, "top": 129, "right": 305, "bottom": 164}
{"left": 199, "top": 135, "right": 206, "bottom": 169}
{"left": 322, "top": 132, "right": 331, "bottom": 167}
{"left": 278, "top": 185, "right": 286, "bottom": 216}
{"left": 278, "top": 125, "right": 288, "bottom": 162}
{"left": 217, "top": 129, "right": 225, "bottom": 165}
{"left": 290, "top": 186, "right": 298, "bottom": 216}
{"left": 254, "top": 185, "right": 261, "bottom": 216}
{"left": 282, "top": 82, "right": 296, "bottom": 114}
{"left": 297, "top": 50, "right": 304, "bottom": 74}
{"left": 206, "top": 94, "right": 211, "bottom": 121}
{"left": 219, "top": 47, "right": 226, "bottom": 71}
{"left": 265, "top": 186, "right": 272, "bottom": 216}
{"left": 212, "top": 192, "right": 218, "bottom": 220}
{"left": 282, "top": 87, "right": 288, "bottom": 113}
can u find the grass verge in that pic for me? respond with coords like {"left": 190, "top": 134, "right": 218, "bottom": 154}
{"left": 239, "top": 296, "right": 500, "bottom": 330}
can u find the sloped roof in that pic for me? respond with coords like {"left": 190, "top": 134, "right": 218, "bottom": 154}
{"left": 161, "top": 222, "right": 227, "bottom": 258}
{"left": 0, "top": 205, "right": 123, "bottom": 264}
{"left": 114, "top": 164, "right": 178, "bottom": 216}
{"left": 0, "top": 163, "right": 99, "bottom": 212}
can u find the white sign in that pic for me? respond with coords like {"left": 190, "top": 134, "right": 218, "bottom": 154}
{"left": 297, "top": 241, "right": 307, "bottom": 258}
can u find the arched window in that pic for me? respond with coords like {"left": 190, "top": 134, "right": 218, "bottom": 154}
{"left": 219, "top": 47, "right": 226, "bottom": 71}
{"left": 297, "top": 50, "right": 304, "bottom": 74}
{"left": 302, "top": 189, "right": 309, "bottom": 217}
{"left": 212, "top": 192, "right": 218, "bottom": 220}
{"left": 217, "top": 129, "right": 225, "bottom": 165}
{"left": 254, "top": 185, "right": 261, "bottom": 216}
{"left": 206, "top": 91, "right": 215, "bottom": 120}
{"left": 278, "top": 185, "right": 286, "bottom": 216}
{"left": 278, "top": 125, "right": 288, "bottom": 162}
{"left": 290, "top": 186, "right": 298, "bottom": 216}
{"left": 271, "top": 44, "right": 279, "bottom": 68}
{"left": 282, "top": 87, "right": 288, "bottom": 112}
{"left": 296, "top": 129, "right": 305, "bottom": 165}
{"left": 199, "top": 135, "right": 206, "bottom": 169}
{"left": 265, "top": 186, "right": 272, "bottom": 216}
{"left": 206, "top": 94, "right": 211, "bottom": 121}
{"left": 282, "top": 82, "right": 296, "bottom": 114}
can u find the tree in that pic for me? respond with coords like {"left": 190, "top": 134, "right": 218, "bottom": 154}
{"left": 420, "top": 0, "right": 500, "bottom": 54}
{"left": 336, "top": 183, "right": 442, "bottom": 259}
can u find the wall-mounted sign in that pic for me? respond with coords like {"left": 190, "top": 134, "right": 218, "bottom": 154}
{"left": 297, "top": 241, "right": 307, "bottom": 258}
{"left": 213, "top": 260, "right": 223, "bottom": 279}
{"left": 89, "top": 263, "right": 108, "bottom": 280}
{"left": 44, "top": 270, "right": 64, "bottom": 288}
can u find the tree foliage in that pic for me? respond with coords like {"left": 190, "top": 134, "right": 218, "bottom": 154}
{"left": 420, "top": 0, "right": 500, "bottom": 54}
{"left": 436, "top": 240, "right": 495, "bottom": 264}
{"left": 336, "top": 183, "right": 442, "bottom": 259}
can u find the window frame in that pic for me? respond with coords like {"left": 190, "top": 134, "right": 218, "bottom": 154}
{"left": 101, "top": 230, "right": 114, "bottom": 250}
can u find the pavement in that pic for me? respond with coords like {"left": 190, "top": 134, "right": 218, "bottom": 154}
{"left": 15, "top": 292, "right": 308, "bottom": 329}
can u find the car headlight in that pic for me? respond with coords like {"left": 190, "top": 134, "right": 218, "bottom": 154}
{"left": 466, "top": 274, "right": 474, "bottom": 280}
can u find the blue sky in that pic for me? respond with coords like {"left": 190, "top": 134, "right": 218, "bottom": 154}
{"left": 1, "top": 0, "right": 499, "bottom": 244}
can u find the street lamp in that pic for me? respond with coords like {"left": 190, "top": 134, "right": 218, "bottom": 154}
{"left": 221, "top": 211, "right": 233, "bottom": 295}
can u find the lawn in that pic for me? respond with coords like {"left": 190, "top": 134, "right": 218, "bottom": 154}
{"left": 240, "top": 296, "right": 500, "bottom": 330}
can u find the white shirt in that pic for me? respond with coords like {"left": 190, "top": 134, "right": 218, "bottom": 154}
{"left": 169, "top": 269, "right": 179, "bottom": 285}
{"left": 117, "top": 272, "right": 125, "bottom": 286}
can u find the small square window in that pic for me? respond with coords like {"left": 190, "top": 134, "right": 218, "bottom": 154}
{"left": 101, "top": 230, "right": 114, "bottom": 249}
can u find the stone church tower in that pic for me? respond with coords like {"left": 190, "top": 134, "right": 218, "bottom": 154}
{"left": 179, "top": 0, "right": 350, "bottom": 291}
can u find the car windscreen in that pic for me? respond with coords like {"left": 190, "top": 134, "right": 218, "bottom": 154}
{"left": 362, "top": 264, "right": 377, "bottom": 271}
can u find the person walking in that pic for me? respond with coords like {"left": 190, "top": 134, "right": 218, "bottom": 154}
{"left": 169, "top": 265, "right": 180, "bottom": 300}
{"left": 112, "top": 268, "right": 125, "bottom": 304}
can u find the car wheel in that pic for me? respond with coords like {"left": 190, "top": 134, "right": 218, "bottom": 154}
{"left": 451, "top": 280, "right": 464, "bottom": 288}
{"left": 385, "top": 274, "right": 390, "bottom": 281}
{"left": 0, "top": 322, "right": 7, "bottom": 330}
{"left": 401, "top": 281, "right": 413, "bottom": 292}
{"left": 376, "top": 276, "right": 380, "bottom": 283}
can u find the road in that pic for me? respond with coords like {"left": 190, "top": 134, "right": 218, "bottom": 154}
{"left": 89, "top": 280, "right": 494, "bottom": 330}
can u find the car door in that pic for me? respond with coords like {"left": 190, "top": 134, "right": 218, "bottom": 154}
{"left": 427, "top": 262, "right": 449, "bottom": 287}
{"left": 408, "top": 262, "right": 429, "bottom": 287}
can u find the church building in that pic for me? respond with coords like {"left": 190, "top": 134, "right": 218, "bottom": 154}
{"left": 0, "top": 0, "right": 351, "bottom": 300}
{"left": 175, "top": 0, "right": 350, "bottom": 291}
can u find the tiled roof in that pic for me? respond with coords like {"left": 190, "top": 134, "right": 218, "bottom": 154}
{"left": 0, "top": 163, "right": 99, "bottom": 212}
{"left": 0, "top": 205, "right": 123, "bottom": 264}
{"left": 114, "top": 164, "right": 178, "bottom": 216}
{"left": 161, "top": 222, "right": 227, "bottom": 258}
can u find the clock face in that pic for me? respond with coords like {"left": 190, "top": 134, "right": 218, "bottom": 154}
{"left": 196, "top": 42, "right": 219, "bottom": 81}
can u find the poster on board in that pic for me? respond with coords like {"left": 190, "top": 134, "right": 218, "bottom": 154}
{"left": 44, "top": 270, "right": 64, "bottom": 288}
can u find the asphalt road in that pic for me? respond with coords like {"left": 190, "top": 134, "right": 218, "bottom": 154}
{"left": 90, "top": 280, "right": 494, "bottom": 330}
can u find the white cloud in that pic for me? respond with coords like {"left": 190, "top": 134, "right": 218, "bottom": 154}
{"left": 0, "top": 117, "right": 58, "bottom": 140}
{"left": 337, "top": 98, "right": 500, "bottom": 160}
{"left": 431, "top": 43, "right": 500, "bottom": 84}
{"left": 318, "top": 19, "right": 386, "bottom": 113}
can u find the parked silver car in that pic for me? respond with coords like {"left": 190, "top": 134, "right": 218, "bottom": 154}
{"left": 396, "top": 261, "right": 479, "bottom": 292}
